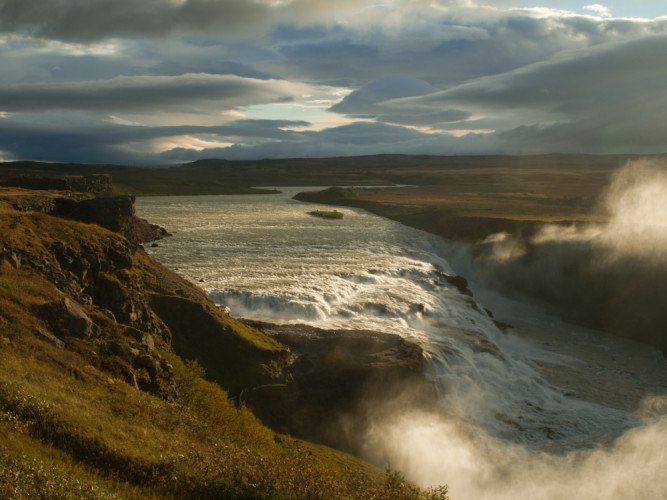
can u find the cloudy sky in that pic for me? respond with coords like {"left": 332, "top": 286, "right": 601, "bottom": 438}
{"left": 0, "top": 0, "right": 666, "bottom": 164}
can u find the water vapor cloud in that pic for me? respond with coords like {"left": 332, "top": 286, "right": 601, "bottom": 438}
{"left": 363, "top": 406, "right": 667, "bottom": 500}
{"left": 472, "top": 161, "right": 667, "bottom": 354}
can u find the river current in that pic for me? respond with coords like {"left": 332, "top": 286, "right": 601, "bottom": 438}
{"left": 137, "top": 188, "right": 667, "bottom": 499}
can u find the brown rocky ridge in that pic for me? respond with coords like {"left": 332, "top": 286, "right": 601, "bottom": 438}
{"left": 0, "top": 174, "right": 436, "bottom": 452}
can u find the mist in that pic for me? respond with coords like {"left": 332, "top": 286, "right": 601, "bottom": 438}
{"left": 354, "top": 162, "right": 667, "bottom": 498}
{"left": 469, "top": 161, "right": 667, "bottom": 354}
{"left": 361, "top": 397, "right": 666, "bottom": 499}
{"left": 138, "top": 179, "right": 666, "bottom": 498}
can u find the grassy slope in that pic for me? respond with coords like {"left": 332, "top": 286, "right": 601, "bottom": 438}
{"left": 0, "top": 193, "right": 448, "bottom": 499}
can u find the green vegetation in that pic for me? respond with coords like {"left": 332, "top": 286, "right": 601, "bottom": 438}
{"left": 308, "top": 209, "right": 344, "bottom": 219}
{"left": 7, "top": 152, "right": 659, "bottom": 497}
{"left": 148, "top": 293, "right": 288, "bottom": 394}
{"left": 0, "top": 296, "right": 448, "bottom": 499}
{"left": 1, "top": 336, "right": 426, "bottom": 499}
{"left": 0, "top": 187, "right": 449, "bottom": 499}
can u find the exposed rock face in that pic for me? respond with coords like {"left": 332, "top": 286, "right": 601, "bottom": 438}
{"left": 0, "top": 196, "right": 177, "bottom": 399}
{"left": 434, "top": 270, "right": 472, "bottom": 297}
{"left": 54, "top": 195, "right": 170, "bottom": 245}
{"left": 64, "top": 297, "right": 99, "bottom": 339}
{"left": 242, "top": 321, "right": 436, "bottom": 455}
{"left": 0, "top": 174, "right": 169, "bottom": 245}
{"left": 35, "top": 326, "right": 65, "bottom": 349}
{"left": 1, "top": 248, "right": 21, "bottom": 269}
{"left": 50, "top": 243, "right": 170, "bottom": 346}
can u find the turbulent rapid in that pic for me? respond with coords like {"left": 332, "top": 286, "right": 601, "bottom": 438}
{"left": 137, "top": 188, "right": 667, "bottom": 499}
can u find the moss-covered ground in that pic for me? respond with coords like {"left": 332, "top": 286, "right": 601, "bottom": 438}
{"left": 0, "top": 188, "right": 449, "bottom": 499}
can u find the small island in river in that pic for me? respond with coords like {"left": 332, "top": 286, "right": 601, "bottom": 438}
{"left": 308, "top": 209, "right": 344, "bottom": 219}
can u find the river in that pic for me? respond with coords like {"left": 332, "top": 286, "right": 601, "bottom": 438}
{"left": 137, "top": 188, "right": 666, "bottom": 500}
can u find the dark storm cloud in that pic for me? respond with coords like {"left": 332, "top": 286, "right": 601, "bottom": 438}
{"left": 330, "top": 74, "right": 436, "bottom": 114}
{"left": 0, "top": 73, "right": 300, "bottom": 112}
{"left": 2, "top": 1, "right": 667, "bottom": 163}
{"left": 0, "top": 111, "right": 309, "bottom": 163}
{"left": 267, "top": 13, "right": 665, "bottom": 88}
{"left": 152, "top": 60, "right": 277, "bottom": 80}
{"left": 411, "top": 35, "right": 667, "bottom": 114}
{"left": 329, "top": 74, "right": 471, "bottom": 126}
{"left": 391, "top": 33, "right": 667, "bottom": 153}
{"left": 158, "top": 121, "right": 452, "bottom": 162}
{"left": 166, "top": 121, "right": 434, "bottom": 160}
{"left": 0, "top": 0, "right": 358, "bottom": 42}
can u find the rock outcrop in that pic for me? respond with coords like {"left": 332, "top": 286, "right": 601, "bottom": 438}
{"left": 0, "top": 176, "right": 291, "bottom": 404}
{"left": 0, "top": 175, "right": 437, "bottom": 460}
{"left": 0, "top": 177, "right": 177, "bottom": 398}
{"left": 0, "top": 174, "right": 170, "bottom": 245}
{"left": 1, "top": 208, "right": 177, "bottom": 399}
{"left": 241, "top": 321, "right": 436, "bottom": 455}
{"left": 64, "top": 297, "right": 99, "bottom": 339}
{"left": 53, "top": 194, "right": 171, "bottom": 245}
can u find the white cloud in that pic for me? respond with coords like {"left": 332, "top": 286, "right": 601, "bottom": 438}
{"left": 584, "top": 4, "right": 612, "bottom": 18}
{"left": 394, "top": 33, "right": 667, "bottom": 144}
{"left": 0, "top": 0, "right": 666, "bottom": 162}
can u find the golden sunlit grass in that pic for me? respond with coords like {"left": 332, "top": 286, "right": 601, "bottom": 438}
{"left": 0, "top": 190, "right": 449, "bottom": 499}
{"left": 0, "top": 333, "right": 448, "bottom": 499}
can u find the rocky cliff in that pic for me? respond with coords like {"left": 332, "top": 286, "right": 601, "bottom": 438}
{"left": 0, "top": 174, "right": 170, "bottom": 245}
{"left": 0, "top": 182, "right": 284, "bottom": 402}
{"left": 242, "top": 322, "right": 436, "bottom": 454}
{"left": 1, "top": 199, "right": 174, "bottom": 399}
{"left": 53, "top": 194, "right": 171, "bottom": 245}
{"left": 0, "top": 178, "right": 436, "bottom": 456}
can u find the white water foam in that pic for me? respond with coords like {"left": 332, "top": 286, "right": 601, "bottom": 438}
{"left": 137, "top": 188, "right": 667, "bottom": 498}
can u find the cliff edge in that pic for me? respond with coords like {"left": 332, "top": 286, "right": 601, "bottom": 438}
{"left": 0, "top": 178, "right": 447, "bottom": 498}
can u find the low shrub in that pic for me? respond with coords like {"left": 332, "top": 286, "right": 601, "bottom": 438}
{"left": 308, "top": 210, "right": 344, "bottom": 219}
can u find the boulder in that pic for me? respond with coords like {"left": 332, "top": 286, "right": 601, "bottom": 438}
{"left": 35, "top": 326, "right": 65, "bottom": 349}
{"left": 64, "top": 297, "right": 98, "bottom": 339}
{"left": 141, "top": 332, "right": 155, "bottom": 352}
{"left": 1, "top": 248, "right": 21, "bottom": 270}
{"left": 242, "top": 321, "right": 435, "bottom": 454}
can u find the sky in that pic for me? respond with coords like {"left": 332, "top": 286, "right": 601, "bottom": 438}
{"left": 0, "top": 0, "right": 666, "bottom": 164}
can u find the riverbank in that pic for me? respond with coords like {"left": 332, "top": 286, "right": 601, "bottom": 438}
{"left": 293, "top": 184, "right": 602, "bottom": 243}
{"left": 293, "top": 177, "right": 667, "bottom": 357}
{"left": 0, "top": 180, "right": 448, "bottom": 499}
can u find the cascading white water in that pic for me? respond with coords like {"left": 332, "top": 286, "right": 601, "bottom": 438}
{"left": 137, "top": 188, "right": 667, "bottom": 499}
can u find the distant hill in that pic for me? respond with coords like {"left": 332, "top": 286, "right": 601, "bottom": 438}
{"left": 3, "top": 153, "right": 665, "bottom": 196}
